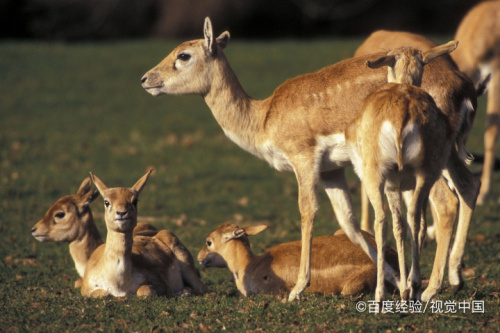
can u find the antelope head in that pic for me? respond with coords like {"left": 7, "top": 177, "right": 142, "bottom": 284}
{"left": 31, "top": 177, "right": 99, "bottom": 242}
{"left": 141, "top": 17, "right": 230, "bottom": 96}
{"left": 90, "top": 170, "right": 153, "bottom": 233}
{"left": 366, "top": 41, "right": 459, "bottom": 86}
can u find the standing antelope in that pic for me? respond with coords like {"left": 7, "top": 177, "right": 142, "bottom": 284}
{"left": 346, "top": 42, "right": 457, "bottom": 302}
{"left": 81, "top": 170, "right": 206, "bottom": 297}
{"left": 198, "top": 224, "right": 400, "bottom": 297}
{"left": 141, "top": 17, "right": 479, "bottom": 301}
{"left": 354, "top": 30, "right": 480, "bottom": 301}
{"left": 451, "top": 1, "right": 500, "bottom": 204}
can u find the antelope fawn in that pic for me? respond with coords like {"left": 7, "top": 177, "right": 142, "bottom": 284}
{"left": 198, "top": 224, "right": 400, "bottom": 297}
{"left": 79, "top": 170, "right": 206, "bottom": 297}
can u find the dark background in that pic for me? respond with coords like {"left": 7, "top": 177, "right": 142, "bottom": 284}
{"left": 0, "top": 0, "right": 481, "bottom": 41}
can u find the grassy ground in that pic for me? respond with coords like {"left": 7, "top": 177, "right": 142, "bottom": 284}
{"left": 0, "top": 38, "right": 499, "bottom": 332}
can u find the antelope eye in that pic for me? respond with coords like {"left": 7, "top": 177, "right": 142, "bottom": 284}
{"left": 206, "top": 240, "right": 212, "bottom": 247}
{"left": 55, "top": 211, "right": 65, "bottom": 219}
{"left": 104, "top": 200, "right": 110, "bottom": 208}
{"left": 177, "top": 53, "right": 191, "bottom": 61}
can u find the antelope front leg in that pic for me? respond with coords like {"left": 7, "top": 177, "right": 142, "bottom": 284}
{"left": 478, "top": 68, "right": 500, "bottom": 205}
{"left": 288, "top": 164, "right": 318, "bottom": 302}
{"left": 444, "top": 153, "right": 481, "bottom": 293}
{"left": 320, "top": 169, "right": 400, "bottom": 289}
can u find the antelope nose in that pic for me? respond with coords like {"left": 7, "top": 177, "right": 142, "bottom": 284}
{"left": 141, "top": 75, "right": 147, "bottom": 84}
{"left": 116, "top": 211, "right": 128, "bottom": 219}
{"left": 31, "top": 227, "right": 37, "bottom": 234}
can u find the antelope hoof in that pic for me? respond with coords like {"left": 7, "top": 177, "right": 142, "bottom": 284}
{"left": 450, "top": 281, "right": 464, "bottom": 295}
{"left": 421, "top": 287, "right": 438, "bottom": 302}
{"left": 287, "top": 290, "right": 301, "bottom": 302}
{"left": 401, "top": 288, "right": 410, "bottom": 301}
{"left": 137, "top": 285, "right": 157, "bottom": 297}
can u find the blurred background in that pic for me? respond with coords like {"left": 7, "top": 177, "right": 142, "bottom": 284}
{"left": 0, "top": 0, "right": 480, "bottom": 40}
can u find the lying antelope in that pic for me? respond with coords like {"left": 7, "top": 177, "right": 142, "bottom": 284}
{"left": 81, "top": 170, "right": 206, "bottom": 297}
{"left": 31, "top": 176, "right": 204, "bottom": 294}
{"left": 31, "top": 177, "right": 102, "bottom": 288}
{"left": 141, "top": 17, "right": 479, "bottom": 301}
{"left": 346, "top": 42, "right": 457, "bottom": 302}
{"left": 354, "top": 31, "right": 480, "bottom": 301}
{"left": 198, "top": 224, "right": 400, "bottom": 296}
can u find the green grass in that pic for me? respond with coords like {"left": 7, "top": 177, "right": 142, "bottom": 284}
{"left": 1, "top": 38, "right": 499, "bottom": 332}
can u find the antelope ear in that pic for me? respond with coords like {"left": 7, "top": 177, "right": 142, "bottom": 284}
{"left": 422, "top": 40, "right": 458, "bottom": 64}
{"left": 216, "top": 31, "right": 230, "bottom": 49}
{"left": 79, "top": 189, "right": 99, "bottom": 207}
{"left": 203, "top": 17, "right": 217, "bottom": 56}
{"left": 244, "top": 225, "right": 269, "bottom": 236}
{"left": 89, "top": 172, "right": 108, "bottom": 195}
{"left": 131, "top": 169, "right": 154, "bottom": 195}
{"left": 222, "top": 228, "right": 246, "bottom": 242}
{"left": 366, "top": 55, "right": 396, "bottom": 69}
{"left": 76, "top": 177, "right": 93, "bottom": 197}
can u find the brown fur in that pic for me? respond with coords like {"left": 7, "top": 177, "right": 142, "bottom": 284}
{"left": 31, "top": 177, "right": 202, "bottom": 292}
{"left": 81, "top": 171, "right": 206, "bottom": 297}
{"left": 347, "top": 43, "right": 456, "bottom": 302}
{"left": 198, "top": 224, "right": 399, "bottom": 296}
{"left": 452, "top": 1, "right": 500, "bottom": 204}
{"left": 354, "top": 31, "right": 481, "bottom": 301}
{"left": 31, "top": 177, "right": 103, "bottom": 287}
{"left": 142, "top": 18, "right": 479, "bottom": 301}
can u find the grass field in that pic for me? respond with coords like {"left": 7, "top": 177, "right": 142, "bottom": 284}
{"left": 1, "top": 37, "right": 499, "bottom": 332}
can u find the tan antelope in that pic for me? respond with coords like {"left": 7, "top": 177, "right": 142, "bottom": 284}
{"left": 354, "top": 31, "right": 480, "bottom": 301}
{"left": 31, "top": 177, "right": 204, "bottom": 293}
{"left": 451, "top": 1, "right": 500, "bottom": 204}
{"left": 346, "top": 42, "right": 457, "bottom": 303}
{"left": 81, "top": 170, "right": 206, "bottom": 297}
{"left": 31, "top": 177, "right": 102, "bottom": 288}
{"left": 198, "top": 224, "right": 400, "bottom": 297}
{"left": 141, "top": 17, "right": 479, "bottom": 301}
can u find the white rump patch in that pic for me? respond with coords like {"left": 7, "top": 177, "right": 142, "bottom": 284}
{"left": 378, "top": 121, "right": 421, "bottom": 170}
{"left": 401, "top": 123, "right": 422, "bottom": 166}
{"left": 378, "top": 121, "right": 399, "bottom": 169}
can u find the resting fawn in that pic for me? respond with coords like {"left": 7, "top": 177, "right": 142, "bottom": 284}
{"left": 198, "top": 224, "right": 399, "bottom": 296}
{"left": 81, "top": 170, "right": 206, "bottom": 297}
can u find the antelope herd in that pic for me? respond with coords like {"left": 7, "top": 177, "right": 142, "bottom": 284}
{"left": 32, "top": 2, "right": 498, "bottom": 310}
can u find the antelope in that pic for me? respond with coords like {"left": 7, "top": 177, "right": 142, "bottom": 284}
{"left": 346, "top": 42, "right": 457, "bottom": 302}
{"left": 354, "top": 30, "right": 480, "bottom": 301}
{"left": 198, "top": 224, "right": 400, "bottom": 297}
{"left": 81, "top": 170, "right": 206, "bottom": 297}
{"left": 141, "top": 17, "right": 479, "bottom": 301}
{"left": 31, "top": 177, "right": 102, "bottom": 288}
{"left": 31, "top": 177, "right": 204, "bottom": 294}
{"left": 451, "top": 1, "right": 500, "bottom": 205}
